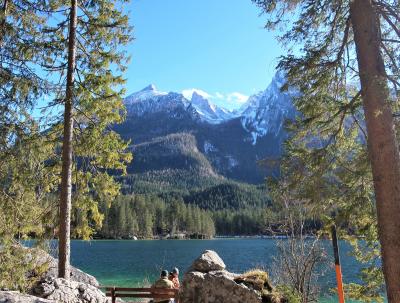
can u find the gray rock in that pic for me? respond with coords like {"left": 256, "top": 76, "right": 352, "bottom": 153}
{"left": 2, "top": 278, "right": 111, "bottom": 303}
{"left": 1, "top": 248, "right": 108, "bottom": 303}
{"left": 191, "top": 250, "right": 226, "bottom": 272}
{"left": 0, "top": 291, "right": 55, "bottom": 303}
{"left": 32, "top": 277, "right": 55, "bottom": 297}
{"left": 181, "top": 270, "right": 261, "bottom": 303}
{"left": 43, "top": 278, "right": 110, "bottom": 303}
{"left": 31, "top": 249, "right": 99, "bottom": 287}
{"left": 180, "top": 251, "right": 286, "bottom": 303}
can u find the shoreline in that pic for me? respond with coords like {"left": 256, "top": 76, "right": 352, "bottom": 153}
{"left": 26, "top": 235, "right": 321, "bottom": 242}
{"left": 87, "top": 235, "right": 288, "bottom": 240}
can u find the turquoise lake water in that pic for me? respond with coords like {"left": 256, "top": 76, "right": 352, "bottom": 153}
{"left": 56, "top": 239, "right": 370, "bottom": 302}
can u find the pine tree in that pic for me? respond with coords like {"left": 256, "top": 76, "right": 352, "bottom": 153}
{"left": 126, "top": 210, "right": 139, "bottom": 238}
{"left": 0, "top": 123, "right": 59, "bottom": 290}
{"left": 0, "top": 0, "right": 60, "bottom": 290}
{"left": 0, "top": 0, "right": 53, "bottom": 153}
{"left": 37, "top": 0, "right": 133, "bottom": 278}
{"left": 143, "top": 210, "right": 153, "bottom": 238}
{"left": 58, "top": 0, "right": 77, "bottom": 280}
{"left": 253, "top": 0, "right": 400, "bottom": 301}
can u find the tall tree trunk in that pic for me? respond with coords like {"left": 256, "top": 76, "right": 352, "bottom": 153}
{"left": 350, "top": 1, "right": 400, "bottom": 301}
{"left": 58, "top": 0, "right": 77, "bottom": 279}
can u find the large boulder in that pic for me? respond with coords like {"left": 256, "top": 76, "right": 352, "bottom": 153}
{"left": 40, "top": 278, "right": 110, "bottom": 303}
{"left": 180, "top": 250, "right": 286, "bottom": 303}
{"left": 181, "top": 270, "right": 262, "bottom": 303}
{"left": 191, "top": 250, "right": 226, "bottom": 272}
{"left": 29, "top": 250, "right": 107, "bottom": 302}
{"left": 31, "top": 249, "right": 99, "bottom": 287}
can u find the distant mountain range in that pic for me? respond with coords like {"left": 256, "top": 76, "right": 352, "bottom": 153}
{"left": 114, "top": 71, "right": 296, "bottom": 190}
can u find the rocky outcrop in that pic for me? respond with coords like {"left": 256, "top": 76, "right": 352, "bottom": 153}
{"left": 30, "top": 250, "right": 106, "bottom": 302}
{"left": 180, "top": 250, "right": 286, "bottom": 303}
{"left": 1, "top": 278, "right": 110, "bottom": 303}
{"left": 0, "top": 249, "right": 107, "bottom": 303}
{"left": 0, "top": 291, "right": 54, "bottom": 303}
{"left": 31, "top": 249, "right": 99, "bottom": 287}
{"left": 36, "top": 278, "right": 110, "bottom": 303}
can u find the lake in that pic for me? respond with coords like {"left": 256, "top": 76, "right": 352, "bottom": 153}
{"left": 56, "top": 239, "right": 367, "bottom": 302}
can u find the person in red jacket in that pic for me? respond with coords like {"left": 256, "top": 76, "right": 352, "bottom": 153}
{"left": 168, "top": 267, "right": 180, "bottom": 289}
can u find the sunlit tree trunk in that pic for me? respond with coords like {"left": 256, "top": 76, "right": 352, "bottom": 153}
{"left": 58, "top": 0, "right": 77, "bottom": 279}
{"left": 350, "top": 1, "right": 400, "bottom": 301}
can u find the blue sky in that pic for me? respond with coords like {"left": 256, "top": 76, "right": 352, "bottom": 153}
{"left": 124, "top": 0, "right": 283, "bottom": 110}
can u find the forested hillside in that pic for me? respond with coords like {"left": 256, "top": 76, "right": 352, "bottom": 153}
{"left": 103, "top": 130, "right": 277, "bottom": 238}
{"left": 99, "top": 195, "right": 215, "bottom": 239}
{"left": 119, "top": 132, "right": 223, "bottom": 193}
{"left": 185, "top": 183, "right": 270, "bottom": 210}
{"left": 99, "top": 182, "right": 274, "bottom": 238}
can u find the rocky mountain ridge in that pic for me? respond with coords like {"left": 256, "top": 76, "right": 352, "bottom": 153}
{"left": 124, "top": 71, "right": 295, "bottom": 139}
{"left": 115, "top": 71, "right": 296, "bottom": 185}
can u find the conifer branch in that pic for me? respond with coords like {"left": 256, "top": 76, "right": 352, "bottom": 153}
{"left": 335, "top": 17, "right": 351, "bottom": 64}
{"left": 379, "top": 9, "right": 400, "bottom": 38}
{"left": 19, "top": 0, "right": 70, "bottom": 14}
{"left": 375, "top": 1, "right": 400, "bottom": 24}
{"left": 382, "top": 38, "right": 400, "bottom": 43}
{"left": 351, "top": 112, "right": 368, "bottom": 140}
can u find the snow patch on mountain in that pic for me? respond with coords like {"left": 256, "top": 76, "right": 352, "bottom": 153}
{"left": 226, "top": 155, "right": 239, "bottom": 169}
{"left": 190, "top": 92, "right": 235, "bottom": 124}
{"left": 240, "top": 71, "right": 297, "bottom": 144}
{"left": 204, "top": 141, "right": 218, "bottom": 154}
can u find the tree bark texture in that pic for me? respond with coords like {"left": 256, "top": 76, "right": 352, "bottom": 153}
{"left": 58, "top": 0, "right": 77, "bottom": 279}
{"left": 350, "top": 0, "right": 400, "bottom": 301}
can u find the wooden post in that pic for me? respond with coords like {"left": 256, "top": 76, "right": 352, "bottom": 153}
{"left": 111, "top": 287, "right": 116, "bottom": 303}
{"left": 331, "top": 225, "right": 345, "bottom": 303}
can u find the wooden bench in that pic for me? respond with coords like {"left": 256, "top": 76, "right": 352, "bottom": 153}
{"left": 103, "top": 287, "right": 180, "bottom": 303}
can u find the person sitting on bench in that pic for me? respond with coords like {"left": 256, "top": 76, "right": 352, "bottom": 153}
{"left": 168, "top": 267, "right": 180, "bottom": 289}
{"left": 152, "top": 270, "right": 174, "bottom": 303}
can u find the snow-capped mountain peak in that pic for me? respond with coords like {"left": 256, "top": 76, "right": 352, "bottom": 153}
{"left": 271, "top": 70, "right": 286, "bottom": 90}
{"left": 124, "top": 84, "right": 167, "bottom": 105}
{"left": 240, "top": 71, "right": 296, "bottom": 145}
{"left": 123, "top": 85, "right": 238, "bottom": 124}
{"left": 191, "top": 91, "right": 215, "bottom": 110}
{"left": 124, "top": 85, "right": 190, "bottom": 117}
{"left": 191, "top": 92, "right": 217, "bottom": 114}
{"left": 123, "top": 71, "right": 296, "bottom": 145}
{"left": 238, "top": 91, "right": 263, "bottom": 115}
{"left": 190, "top": 91, "right": 236, "bottom": 124}
{"left": 141, "top": 84, "right": 157, "bottom": 91}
